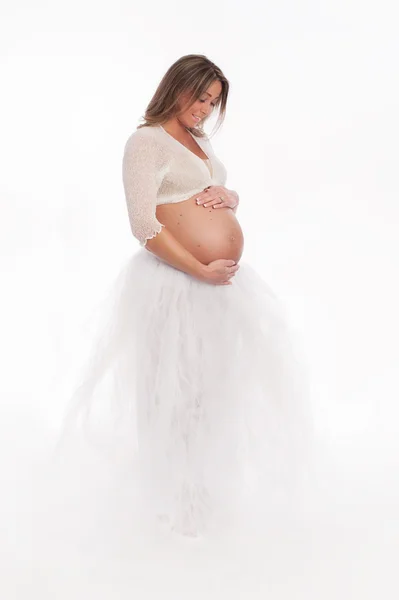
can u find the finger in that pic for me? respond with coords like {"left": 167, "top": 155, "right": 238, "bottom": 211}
{"left": 211, "top": 196, "right": 226, "bottom": 208}
{"left": 197, "top": 198, "right": 216, "bottom": 206}
{"left": 195, "top": 189, "right": 212, "bottom": 205}
{"left": 202, "top": 198, "right": 219, "bottom": 207}
{"left": 201, "top": 194, "right": 223, "bottom": 207}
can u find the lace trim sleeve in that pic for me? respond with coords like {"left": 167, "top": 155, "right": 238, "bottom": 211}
{"left": 122, "top": 130, "right": 165, "bottom": 247}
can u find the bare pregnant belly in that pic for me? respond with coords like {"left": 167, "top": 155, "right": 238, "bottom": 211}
{"left": 156, "top": 195, "right": 244, "bottom": 264}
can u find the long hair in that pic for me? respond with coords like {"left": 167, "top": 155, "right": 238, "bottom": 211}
{"left": 137, "top": 54, "right": 229, "bottom": 138}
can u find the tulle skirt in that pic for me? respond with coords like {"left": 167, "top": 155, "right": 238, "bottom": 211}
{"left": 55, "top": 248, "right": 314, "bottom": 536}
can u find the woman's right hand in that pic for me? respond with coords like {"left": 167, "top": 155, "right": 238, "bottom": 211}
{"left": 198, "top": 259, "right": 240, "bottom": 285}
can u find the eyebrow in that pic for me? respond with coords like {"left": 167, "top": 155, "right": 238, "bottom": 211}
{"left": 203, "top": 91, "right": 220, "bottom": 100}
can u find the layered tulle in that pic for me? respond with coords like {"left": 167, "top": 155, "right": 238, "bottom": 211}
{"left": 54, "top": 249, "right": 314, "bottom": 536}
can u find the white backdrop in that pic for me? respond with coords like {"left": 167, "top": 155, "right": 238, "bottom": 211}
{"left": 1, "top": 1, "right": 398, "bottom": 598}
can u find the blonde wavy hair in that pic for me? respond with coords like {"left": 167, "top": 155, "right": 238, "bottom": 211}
{"left": 137, "top": 54, "right": 229, "bottom": 139}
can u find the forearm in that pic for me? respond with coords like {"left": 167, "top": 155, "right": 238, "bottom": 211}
{"left": 144, "top": 226, "right": 207, "bottom": 280}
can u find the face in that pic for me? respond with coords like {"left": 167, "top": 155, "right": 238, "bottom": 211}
{"left": 178, "top": 80, "right": 222, "bottom": 128}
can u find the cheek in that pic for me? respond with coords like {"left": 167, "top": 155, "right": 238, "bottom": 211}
{"left": 189, "top": 101, "right": 202, "bottom": 114}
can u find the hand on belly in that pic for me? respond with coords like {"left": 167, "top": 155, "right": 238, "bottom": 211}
{"left": 156, "top": 196, "right": 244, "bottom": 264}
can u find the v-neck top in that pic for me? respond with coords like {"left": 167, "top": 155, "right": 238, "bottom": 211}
{"left": 202, "top": 158, "right": 212, "bottom": 177}
{"left": 122, "top": 124, "right": 227, "bottom": 246}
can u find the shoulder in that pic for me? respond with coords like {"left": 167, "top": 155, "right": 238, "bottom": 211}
{"left": 122, "top": 126, "right": 169, "bottom": 171}
{"left": 123, "top": 125, "right": 163, "bottom": 153}
{"left": 122, "top": 127, "right": 168, "bottom": 166}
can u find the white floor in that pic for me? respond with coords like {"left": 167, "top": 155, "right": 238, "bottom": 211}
{"left": 2, "top": 404, "right": 398, "bottom": 600}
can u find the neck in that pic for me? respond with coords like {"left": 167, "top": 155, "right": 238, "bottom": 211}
{"left": 162, "top": 117, "right": 193, "bottom": 138}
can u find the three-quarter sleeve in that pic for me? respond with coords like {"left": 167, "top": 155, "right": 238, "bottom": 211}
{"left": 122, "top": 130, "right": 166, "bottom": 246}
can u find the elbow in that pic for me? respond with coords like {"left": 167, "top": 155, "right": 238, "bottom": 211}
{"left": 142, "top": 224, "right": 166, "bottom": 249}
{"left": 130, "top": 219, "right": 165, "bottom": 247}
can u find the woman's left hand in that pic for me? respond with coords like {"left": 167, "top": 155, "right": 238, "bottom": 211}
{"left": 195, "top": 186, "right": 239, "bottom": 209}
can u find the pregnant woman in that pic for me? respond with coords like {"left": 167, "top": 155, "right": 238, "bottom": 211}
{"left": 57, "top": 54, "right": 313, "bottom": 537}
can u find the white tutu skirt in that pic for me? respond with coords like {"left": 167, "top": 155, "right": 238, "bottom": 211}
{"left": 55, "top": 248, "right": 314, "bottom": 536}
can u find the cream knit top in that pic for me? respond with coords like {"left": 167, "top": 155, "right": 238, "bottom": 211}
{"left": 122, "top": 125, "right": 228, "bottom": 246}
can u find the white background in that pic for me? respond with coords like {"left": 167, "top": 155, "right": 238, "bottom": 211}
{"left": 1, "top": 0, "right": 398, "bottom": 598}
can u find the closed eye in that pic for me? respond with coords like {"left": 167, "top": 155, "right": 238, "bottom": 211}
{"left": 200, "top": 99, "right": 217, "bottom": 107}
